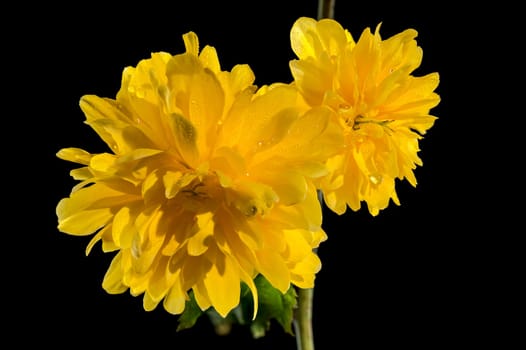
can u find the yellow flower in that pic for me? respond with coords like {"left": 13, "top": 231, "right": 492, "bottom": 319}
{"left": 56, "top": 31, "right": 339, "bottom": 318}
{"left": 289, "top": 17, "right": 440, "bottom": 216}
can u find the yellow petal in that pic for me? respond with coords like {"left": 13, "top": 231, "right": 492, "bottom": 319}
{"left": 203, "top": 256, "right": 240, "bottom": 318}
{"left": 181, "top": 255, "right": 211, "bottom": 291}
{"left": 296, "top": 183, "right": 324, "bottom": 230}
{"left": 117, "top": 148, "right": 163, "bottom": 164}
{"left": 102, "top": 252, "right": 128, "bottom": 294}
{"left": 250, "top": 107, "right": 298, "bottom": 154}
{"left": 239, "top": 268, "right": 258, "bottom": 320}
{"left": 56, "top": 148, "right": 92, "bottom": 165}
{"left": 80, "top": 95, "right": 155, "bottom": 153}
{"left": 316, "top": 18, "right": 351, "bottom": 57}
{"left": 261, "top": 183, "right": 320, "bottom": 233}
{"left": 79, "top": 95, "right": 127, "bottom": 148}
{"left": 261, "top": 170, "right": 307, "bottom": 206}
{"left": 131, "top": 209, "right": 166, "bottom": 274}
{"left": 163, "top": 273, "right": 187, "bottom": 315}
{"left": 145, "top": 258, "right": 174, "bottom": 304}
{"left": 192, "top": 281, "right": 212, "bottom": 311}
{"left": 187, "top": 212, "right": 214, "bottom": 256}
{"left": 183, "top": 31, "right": 199, "bottom": 56}
{"left": 112, "top": 206, "right": 137, "bottom": 249}
{"left": 290, "top": 252, "right": 321, "bottom": 289}
{"left": 57, "top": 204, "right": 112, "bottom": 236}
{"left": 283, "top": 229, "right": 311, "bottom": 262}
{"left": 280, "top": 106, "right": 339, "bottom": 158}
{"left": 215, "top": 87, "right": 253, "bottom": 149}
{"left": 289, "top": 60, "right": 331, "bottom": 106}
{"left": 89, "top": 153, "right": 117, "bottom": 174}
{"left": 290, "top": 17, "right": 319, "bottom": 59}
{"left": 256, "top": 250, "right": 290, "bottom": 293}
{"left": 188, "top": 69, "right": 224, "bottom": 153}
{"left": 56, "top": 183, "right": 131, "bottom": 235}
{"left": 166, "top": 113, "right": 199, "bottom": 166}
{"left": 166, "top": 52, "right": 202, "bottom": 82}
{"left": 229, "top": 64, "right": 255, "bottom": 94}
{"left": 210, "top": 147, "right": 247, "bottom": 184}
{"left": 143, "top": 291, "right": 160, "bottom": 312}
{"left": 141, "top": 170, "right": 162, "bottom": 205}
{"left": 120, "top": 52, "right": 172, "bottom": 106}
{"left": 237, "top": 85, "right": 298, "bottom": 152}
{"left": 85, "top": 224, "right": 114, "bottom": 255}
{"left": 199, "top": 45, "right": 221, "bottom": 73}
{"left": 69, "top": 168, "right": 92, "bottom": 181}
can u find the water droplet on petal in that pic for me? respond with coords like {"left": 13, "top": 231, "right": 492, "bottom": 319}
{"left": 135, "top": 87, "right": 145, "bottom": 98}
{"left": 369, "top": 174, "right": 383, "bottom": 185}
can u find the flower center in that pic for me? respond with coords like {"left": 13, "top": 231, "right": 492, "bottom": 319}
{"left": 173, "top": 170, "right": 277, "bottom": 219}
{"left": 175, "top": 173, "right": 222, "bottom": 213}
{"left": 338, "top": 103, "right": 393, "bottom": 134}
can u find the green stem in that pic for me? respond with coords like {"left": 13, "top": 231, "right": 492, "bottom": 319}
{"left": 294, "top": 288, "right": 315, "bottom": 350}
{"left": 293, "top": 191, "right": 324, "bottom": 349}
{"left": 317, "top": 0, "right": 335, "bottom": 19}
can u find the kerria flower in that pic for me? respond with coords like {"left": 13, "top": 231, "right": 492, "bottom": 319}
{"left": 289, "top": 17, "right": 440, "bottom": 216}
{"left": 56, "top": 31, "right": 341, "bottom": 318}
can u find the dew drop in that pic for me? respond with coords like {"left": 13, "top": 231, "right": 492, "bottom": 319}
{"left": 135, "top": 87, "right": 145, "bottom": 98}
{"left": 369, "top": 174, "right": 383, "bottom": 185}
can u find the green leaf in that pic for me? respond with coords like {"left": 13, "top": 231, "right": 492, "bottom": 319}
{"left": 250, "top": 274, "right": 298, "bottom": 338}
{"left": 178, "top": 275, "right": 298, "bottom": 339}
{"left": 176, "top": 290, "right": 204, "bottom": 331}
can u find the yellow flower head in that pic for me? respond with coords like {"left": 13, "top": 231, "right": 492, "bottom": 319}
{"left": 56, "top": 32, "right": 340, "bottom": 318}
{"left": 290, "top": 17, "right": 440, "bottom": 216}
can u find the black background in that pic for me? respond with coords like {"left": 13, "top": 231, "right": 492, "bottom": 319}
{"left": 8, "top": 0, "right": 510, "bottom": 348}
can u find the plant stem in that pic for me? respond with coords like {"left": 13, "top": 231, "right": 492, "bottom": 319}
{"left": 294, "top": 288, "right": 315, "bottom": 350}
{"left": 317, "top": 0, "right": 335, "bottom": 20}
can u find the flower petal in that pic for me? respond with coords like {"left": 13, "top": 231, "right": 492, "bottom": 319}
{"left": 203, "top": 255, "right": 240, "bottom": 318}
{"left": 256, "top": 249, "right": 290, "bottom": 293}
{"left": 187, "top": 212, "right": 214, "bottom": 256}
{"left": 102, "top": 252, "right": 128, "bottom": 294}
{"left": 166, "top": 113, "right": 199, "bottom": 166}
{"left": 290, "top": 17, "right": 319, "bottom": 59}
{"left": 163, "top": 272, "right": 187, "bottom": 315}
{"left": 57, "top": 184, "right": 133, "bottom": 235}
{"left": 56, "top": 147, "right": 92, "bottom": 165}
